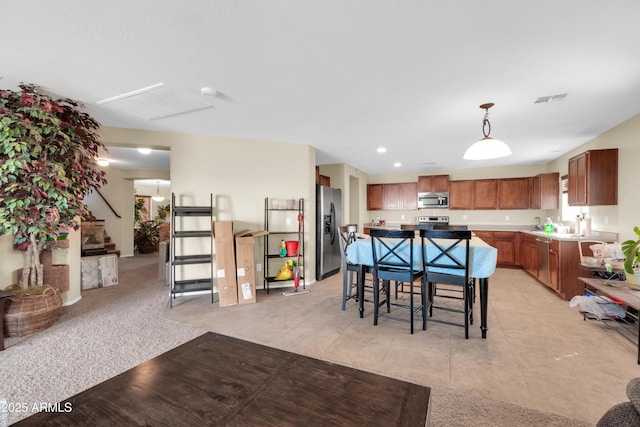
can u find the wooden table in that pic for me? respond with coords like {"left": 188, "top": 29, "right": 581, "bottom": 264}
{"left": 0, "top": 290, "right": 14, "bottom": 351}
{"left": 14, "top": 332, "right": 431, "bottom": 426}
{"left": 347, "top": 236, "right": 498, "bottom": 338}
{"left": 578, "top": 277, "right": 640, "bottom": 364}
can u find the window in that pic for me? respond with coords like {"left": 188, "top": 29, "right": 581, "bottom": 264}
{"left": 560, "top": 175, "right": 588, "bottom": 222}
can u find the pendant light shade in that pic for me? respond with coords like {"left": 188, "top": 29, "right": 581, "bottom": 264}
{"left": 152, "top": 181, "right": 165, "bottom": 202}
{"left": 463, "top": 103, "right": 512, "bottom": 160}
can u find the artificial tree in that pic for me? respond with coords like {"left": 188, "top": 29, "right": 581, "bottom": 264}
{"left": 0, "top": 84, "right": 107, "bottom": 289}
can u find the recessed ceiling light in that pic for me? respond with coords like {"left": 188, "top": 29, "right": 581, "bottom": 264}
{"left": 138, "top": 147, "right": 152, "bottom": 155}
{"left": 200, "top": 86, "right": 218, "bottom": 96}
{"left": 96, "top": 158, "right": 110, "bottom": 167}
{"left": 377, "top": 147, "right": 387, "bottom": 153}
{"left": 393, "top": 162, "right": 401, "bottom": 167}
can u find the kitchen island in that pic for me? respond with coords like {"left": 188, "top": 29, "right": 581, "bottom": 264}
{"left": 361, "top": 222, "right": 619, "bottom": 301}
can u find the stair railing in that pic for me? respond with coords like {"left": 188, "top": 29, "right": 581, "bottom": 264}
{"left": 95, "top": 189, "right": 122, "bottom": 219}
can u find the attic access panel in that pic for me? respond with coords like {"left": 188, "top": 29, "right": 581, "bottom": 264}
{"left": 97, "top": 83, "right": 213, "bottom": 120}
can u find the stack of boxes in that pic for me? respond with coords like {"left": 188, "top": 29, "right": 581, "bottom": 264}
{"left": 212, "top": 221, "right": 267, "bottom": 307}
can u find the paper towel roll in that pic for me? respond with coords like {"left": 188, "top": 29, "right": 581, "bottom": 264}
{"left": 584, "top": 218, "right": 591, "bottom": 236}
{"left": 575, "top": 217, "right": 582, "bottom": 235}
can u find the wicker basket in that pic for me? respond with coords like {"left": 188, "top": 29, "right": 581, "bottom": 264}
{"left": 3, "top": 286, "right": 63, "bottom": 337}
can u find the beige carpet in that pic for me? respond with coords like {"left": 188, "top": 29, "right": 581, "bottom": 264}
{"left": 1, "top": 252, "right": 622, "bottom": 426}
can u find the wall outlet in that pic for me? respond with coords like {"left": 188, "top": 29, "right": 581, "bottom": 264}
{"left": 463, "top": 214, "right": 467, "bottom": 220}
{"left": 505, "top": 215, "right": 510, "bottom": 221}
{"left": 401, "top": 215, "right": 405, "bottom": 220}
{"left": 286, "top": 217, "right": 291, "bottom": 225}
{"left": 605, "top": 216, "right": 609, "bottom": 225}
{"left": 256, "top": 263, "right": 262, "bottom": 272}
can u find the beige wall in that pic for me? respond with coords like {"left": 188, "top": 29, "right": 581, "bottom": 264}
{"left": 318, "top": 163, "right": 369, "bottom": 232}
{"left": 547, "top": 113, "right": 640, "bottom": 242}
{"left": 97, "top": 127, "right": 317, "bottom": 286}
{"left": 2, "top": 112, "right": 638, "bottom": 300}
{"left": 83, "top": 167, "right": 136, "bottom": 257}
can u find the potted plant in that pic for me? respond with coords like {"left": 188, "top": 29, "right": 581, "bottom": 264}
{"left": 0, "top": 84, "right": 106, "bottom": 336}
{"left": 622, "top": 226, "right": 640, "bottom": 285}
{"left": 156, "top": 203, "right": 170, "bottom": 222}
{"left": 134, "top": 220, "right": 159, "bottom": 254}
{"left": 134, "top": 197, "right": 147, "bottom": 227}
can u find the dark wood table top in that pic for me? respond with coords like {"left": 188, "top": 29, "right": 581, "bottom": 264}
{"left": 15, "top": 332, "right": 431, "bottom": 426}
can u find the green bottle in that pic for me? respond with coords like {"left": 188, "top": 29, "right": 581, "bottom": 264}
{"left": 279, "top": 240, "right": 287, "bottom": 257}
{"left": 544, "top": 218, "right": 554, "bottom": 235}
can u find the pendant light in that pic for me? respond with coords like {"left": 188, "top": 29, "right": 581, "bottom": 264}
{"left": 463, "top": 103, "right": 512, "bottom": 160}
{"left": 152, "top": 181, "right": 165, "bottom": 202}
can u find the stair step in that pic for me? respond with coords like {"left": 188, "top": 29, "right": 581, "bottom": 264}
{"left": 107, "top": 249, "right": 121, "bottom": 257}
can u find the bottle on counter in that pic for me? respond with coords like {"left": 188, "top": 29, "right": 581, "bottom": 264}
{"left": 544, "top": 218, "right": 554, "bottom": 235}
{"left": 279, "top": 240, "right": 287, "bottom": 257}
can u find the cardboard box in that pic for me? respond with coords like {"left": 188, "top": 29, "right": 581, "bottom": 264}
{"left": 81, "top": 254, "right": 118, "bottom": 289}
{"left": 234, "top": 230, "right": 268, "bottom": 305}
{"left": 158, "top": 222, "right": 170, "bottom": 242}
{"left": 98, "top": 254, "right": 119, "bottom": 287}
{"left": 213, "top": 221, "right": 238, "bottom": 307}
{"left": 81, "top": 256, "right": 101, "bottom": 290}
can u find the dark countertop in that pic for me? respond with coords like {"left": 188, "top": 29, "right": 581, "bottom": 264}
{"left": 362, "top": 223, "right": 617, "bottom": 242}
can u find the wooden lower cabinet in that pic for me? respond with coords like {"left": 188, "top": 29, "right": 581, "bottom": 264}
{"left": 473, "top": 231, "right": 518, "bottom": 267}
{"left": 473, "top": 231, "right": 493, "bottom": 246}
{"left": 518, "top": 232, "right": 580, "bottom": 301}
{"left": 554, "top": 240, "right": 580, "bottom": 300}
{"left": 520, "top": 233, "right": 538, "bottom": 277}
{"left": 549, "top": 239, "right": 559, "bottom": 292}
{"left": 494, "top": 232, "right": 518, "bottom": 266}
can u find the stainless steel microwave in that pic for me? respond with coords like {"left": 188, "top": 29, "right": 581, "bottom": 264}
{"left": 417, "top": 192, "right": 449, "bottom": 209}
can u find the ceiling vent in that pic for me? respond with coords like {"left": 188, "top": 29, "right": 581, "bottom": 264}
{"left": 534, "top": 94, "right": 568, "bottom": 104}
{"left": 96, "top": 83, "right": 214, "bottom": 120}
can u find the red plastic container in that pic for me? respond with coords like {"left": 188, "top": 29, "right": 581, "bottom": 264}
{"left": 285, "top": 240, "right": 299, "bottom": 256}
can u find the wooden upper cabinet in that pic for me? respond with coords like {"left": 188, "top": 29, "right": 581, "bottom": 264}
{"left": 417, "top": 175, "right": 449, "bottom": 193}
{"left": 568, "top": 153, "right": 587, "bottom": 205}
{"left": 498, "top": 178, "right": 530, "bottom": 209}
{"left": 472, "top": 179, "right": 498, "bottom": 209}
{"left": 367, "top": 182, "right": 416, "bottom": 210}
{"left": 568, "top": 149, "right": 618, "bottom": 206}
{"left": 401, "top": 182, "right": 417, "bottom": 210}
{"left": 367, "top": 184, "right": 384, "bottom": 210}
{"left": 383, "top": 183, "right": 402, "bottom": 210}
{"left": 449, "top": 180, "right": 473, "bottom": 209}
{"left": 530, "top": 173, "right": 559, "bottom": 209}
{"left": 315, "top": 166, "right": 331, "bottom": 186}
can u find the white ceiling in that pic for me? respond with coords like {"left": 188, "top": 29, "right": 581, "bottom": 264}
{"left": 3, "top": 1, "right": 640, "bottom": 175}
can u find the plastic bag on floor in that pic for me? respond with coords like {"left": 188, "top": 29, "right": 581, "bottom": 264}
{"left": 569, "top": 295, "right": 626, "bottom": 320}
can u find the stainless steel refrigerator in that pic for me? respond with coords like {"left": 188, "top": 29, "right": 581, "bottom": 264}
{"left": 316, "top": 185, "right": 342, "bottom": 280}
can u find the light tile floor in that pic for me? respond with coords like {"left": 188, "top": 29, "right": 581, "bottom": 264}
{"left": 164, "top": 267, "right": 640, "bottom": 425}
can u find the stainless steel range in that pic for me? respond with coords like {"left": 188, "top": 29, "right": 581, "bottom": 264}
{"left": 417, "top": 216, "right": 449, "bottom": 226}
